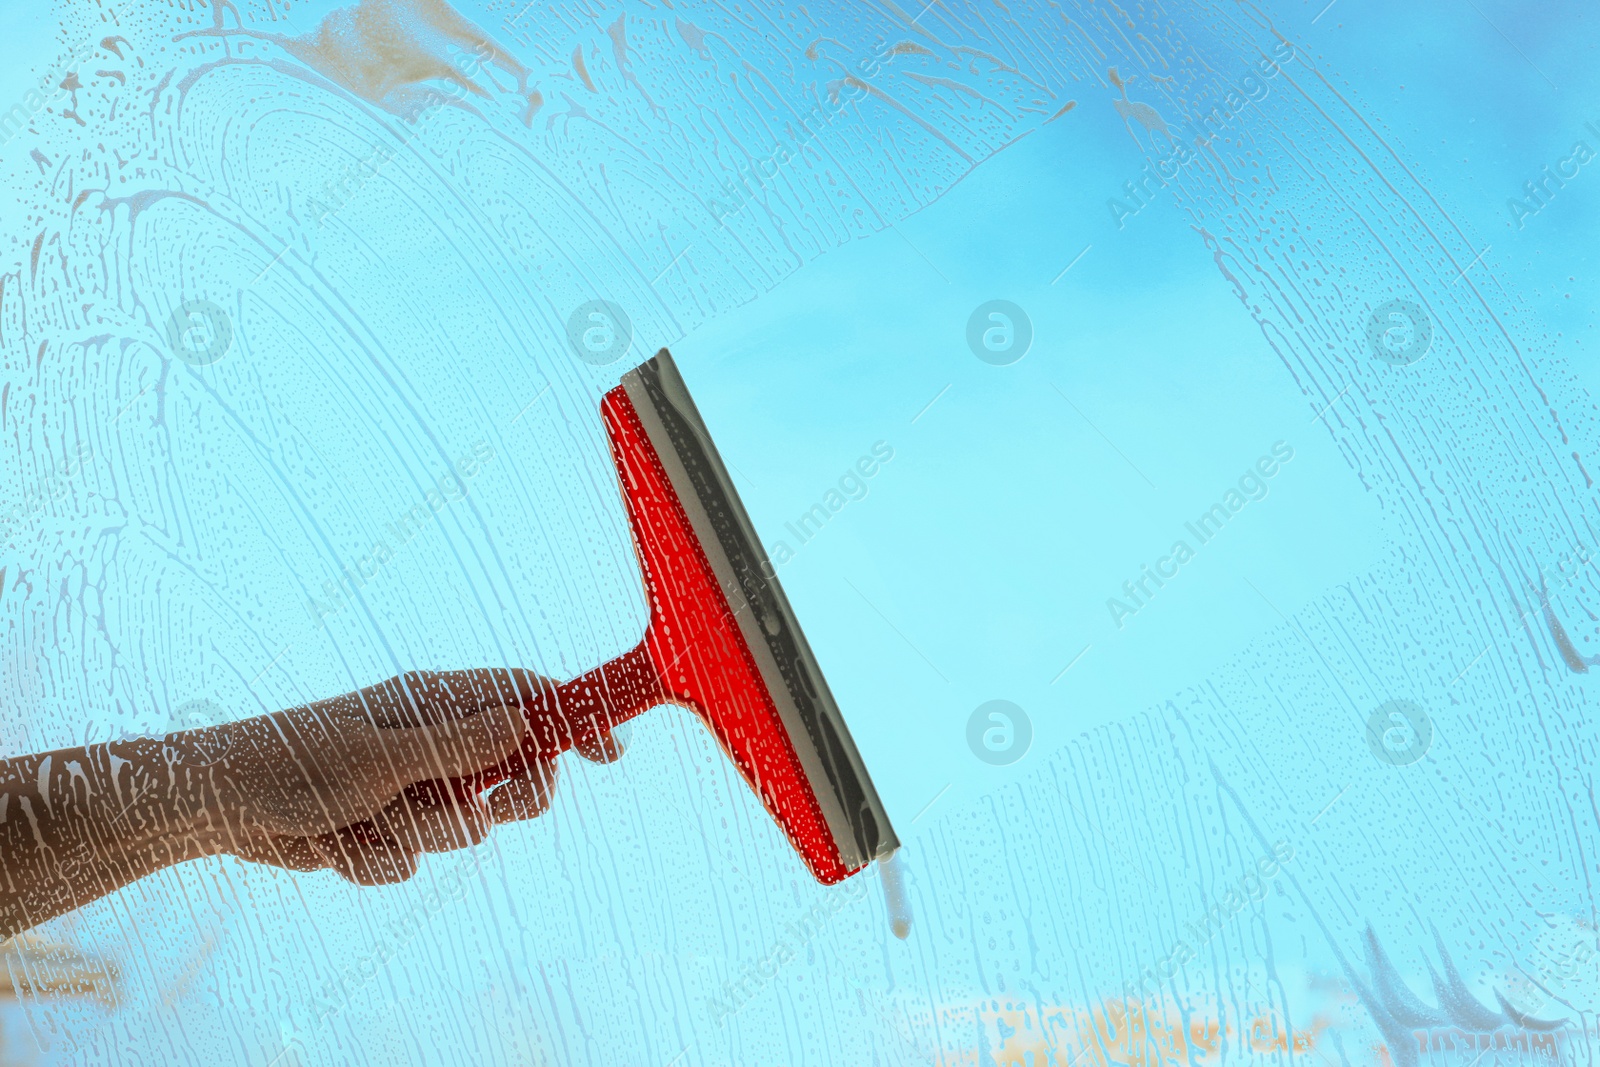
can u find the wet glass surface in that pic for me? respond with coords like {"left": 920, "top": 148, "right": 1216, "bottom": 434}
{"left": 1, "top": 0, "right": 1598, "bottom": 1063}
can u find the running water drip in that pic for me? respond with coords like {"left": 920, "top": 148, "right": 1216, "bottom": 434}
{"left": 879, "top": 849, "right": 911, "bottom": 939}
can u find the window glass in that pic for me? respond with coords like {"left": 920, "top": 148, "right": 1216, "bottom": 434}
{"left": 1, "top": 1, "right": 1594, "bottom": 1064}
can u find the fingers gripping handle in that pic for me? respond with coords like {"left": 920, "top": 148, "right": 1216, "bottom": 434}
{"left": 430, "top": 642, "right": 664, "bottom": 805}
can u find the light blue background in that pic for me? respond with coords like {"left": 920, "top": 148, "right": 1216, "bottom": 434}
{"left": 3, "top": 0, "right": 1600, "bottom": 1063}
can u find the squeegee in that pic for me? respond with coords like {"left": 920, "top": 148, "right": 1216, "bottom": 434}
{"left": 454, "top": 350, "right": 899, "bottom": 887}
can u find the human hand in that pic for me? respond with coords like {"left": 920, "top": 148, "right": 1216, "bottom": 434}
{"left": 179, "top": 669, "right": 623, "bottom": 885}
{"left": 0, "top": 667, "right": 631, "bottom": 939}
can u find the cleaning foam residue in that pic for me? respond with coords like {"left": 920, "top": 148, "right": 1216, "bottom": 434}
{"left": 879, "top": 848, "right": 911, "bottom": 939}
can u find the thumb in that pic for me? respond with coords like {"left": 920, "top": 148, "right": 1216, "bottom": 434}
{"left": 376, "top": 703, "right": 526, "bottom": 784}
{"left": 574, "top": 728, "right": 625, "bottom": 764}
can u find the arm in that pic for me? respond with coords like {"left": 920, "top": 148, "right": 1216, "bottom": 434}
{"left": 0, "top": 736, "right": 201, "bottom": 939}
{"left": 0, "top": 668, "right": 615, "bottom": 940}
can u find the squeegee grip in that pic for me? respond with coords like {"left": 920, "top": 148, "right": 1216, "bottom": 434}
{"left": 427, "top": 641, "right": 663, "bottom": 804}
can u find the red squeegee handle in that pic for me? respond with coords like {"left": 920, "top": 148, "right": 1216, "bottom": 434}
{"left": 411, "top": 641, "right": 663, "bottom": 806}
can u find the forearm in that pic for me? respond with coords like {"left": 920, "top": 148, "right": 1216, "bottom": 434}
{"left": 0, "top": 737, "right": 214, "bottom": 939}
{"left": 0, "top": 677, "right": 544, "bottom": 935}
